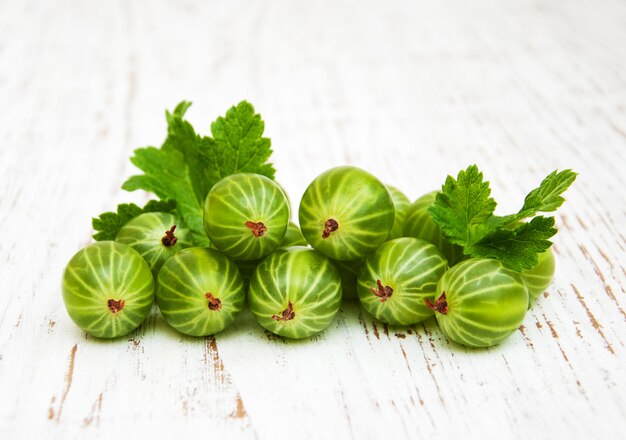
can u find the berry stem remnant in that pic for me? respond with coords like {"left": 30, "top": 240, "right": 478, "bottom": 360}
{"left": 162, "top": 225, "right": 178, "bottom": 246}
{"left": 322, "top": 219, "right": 339, "bottom": 239}
{"left": 107, "top": 299, "right": 125, "bottom": 314}
{"left": 205, "top": 292, "right": 222, "bottom": 311}
{"left": 245, "top": 221, "right": 267, "bottom": 238}
{"left": 425, "top": 292, "right": 448, "bottom": 314}
{"left": 370, "top": 279, "right": 393, "bottom": 302}
{"left": 272, "top": 301, "right": 295, "bottom": 321}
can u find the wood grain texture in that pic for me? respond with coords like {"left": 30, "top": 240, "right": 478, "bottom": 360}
{"left": 1, "top": 0, "right": 625, "bottom": 438}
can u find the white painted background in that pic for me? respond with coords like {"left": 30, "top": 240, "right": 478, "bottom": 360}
{"left": 1, "top": 0, "right": 625, "bottom": 438}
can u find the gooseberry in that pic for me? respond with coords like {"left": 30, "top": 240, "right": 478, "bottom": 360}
{"left": 248, "top": 246, "right": 342, "bottom": 339}
{"left": 519, "top": 248, "right": 555, "bottom": 306}
{"left": 332, "top": 258, "right": 363, "bottom": 300}
{"left": 156, "top": 248, "right": 245, "bottom": 336}
{"left": 298, "top": 166, "right": 395, "bottom": 261}
{"left": 386, "top": 185, "right": 410, "bottom": 240}
{"left": 116, "top": 212, "right": 192, "bottom": 277}
{"left": 358, "top": 238, "right": 448, "bottom": 325}
{"left": 429, "top": 258, "right": 528, "bottom": 348}
{"left": 281, "top": 221, "right": 307, "bottom": 247}
{"left": 203, "top": 173, "right": 290, "bottom": 261}
{"left": 62, "top": 241, "right": 154, "bottom": 338}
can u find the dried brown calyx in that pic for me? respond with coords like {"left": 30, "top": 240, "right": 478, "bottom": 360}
{"left": 245, "top": 221, "right": 267, "bottom": 238}
{"left": 425, "top": 292, "right": 448, "bottom": 314}
{"left": 370, "top": 279, "right": 393, "bottom": 302}
{"left": 272, "top": 301, "right": 295, "bottom": 321}
{"left": 161, "top": 225, "right": 178, "bottom": 247}
{"left": 107, "top": 299, "right": 125, "bottom": 314}
{"left": 322, "top": 219, "right": 339, "bottom": 239}
{"left": 205, "top": 292, "right": 222, "bottom": 311}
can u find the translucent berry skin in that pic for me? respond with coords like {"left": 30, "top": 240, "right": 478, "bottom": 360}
{"left": 331, "top": 258, "right": 363, "bottom": 300}
{"left": 62, "top": 241, "right": 154, "bottom": 338}
{"left": 358, "top": 238, "right": 448, "bottom": 325}
{"left": 236, "top": 258, "right": 262, "bottom": 285}
{"left": 433, "top": 258, "right": 528, "bottom": 348}
{"left": 519, "top": 248, "right": 555, "bottom": 306}
{"left": 156, "top": 248, "right": 245, "bottom": 336}
{"left": 281, "top": 221, "right": 307, "bottom": 247}
{"left": 116, "top": 212, "right": 192, "bottom": 277}
{"left": 248, "top": 247, "right": 342, "bottom": 339}
{"left": 298, "top": 166, "right": 395, "bottom": 261}
{"left": 403, "top": 191, "right": 464, "bottom": 265}
{"left": 386, "top": 185, "right": 411, "bottom": 240}
{"left": 203, "top": 173, "right": 290, "bottom": 261}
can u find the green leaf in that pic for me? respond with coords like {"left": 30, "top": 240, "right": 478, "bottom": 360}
{"left": 466, "top": 217, "right": 557, "bottom": 271}
{"left": 519, "top": 169, "right": 578, "bottom": 215}
{"left": 486, "top": 169, "right": 578, "bottom": 230}
{"left": 121, "top": 100, "right": 275, "bottom": 246}
{"left": 428, "top": 165, "right": 497, "bottom": 247}
{"left": 429, "top": 164, "right": 576, "bottom": 271}
{"left": 208, "top": 100, "right": 276, "bottom": 181}
{"left": 92, "top": 199, "right": 176, "bottom": 241}
{"left": 163, "top": 105, "right": 212, "bottom": 205}
{"left": 166, "top": 101, "right": 193, "bottom": 123}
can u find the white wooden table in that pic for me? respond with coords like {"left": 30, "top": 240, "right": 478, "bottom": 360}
{"left": 1, "top": 0, "right": 625, "bottom": 438}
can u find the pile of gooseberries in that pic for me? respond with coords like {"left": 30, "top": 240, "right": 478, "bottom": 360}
{"left": 63, "top": 166, "right": 555, "bottom": 347}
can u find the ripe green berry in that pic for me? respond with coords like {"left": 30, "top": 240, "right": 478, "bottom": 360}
{"left": 156, "top": 248, "right": 245, "bottom": 336}
{"left": 62, "top": 241, "right": 154, "bottom": 338}
{"left": 403, "top": 191, "right": 464, "bottom": 265}
{"left": 298, "top": 166, "right": 395, "bottom": 261}
{"left": 203, "top": 173, "right": 290, "bottom": 261}
{"left": 248, "top": 247, "right": 342, "bottom": 339}
{"left": 331, "top": 258, "right": 363, "bottom": 300}
{"left": 430, "top": 258, "right": 528, "bottom": 348}
{"left": 519, "top": 248, "right": 555, "bottom": 305}
{"left": 235, "top": 257, "right": 262, "bottom": 285}
{"left": 116, "top": 212, "right": 192, "bottom": 277}
{"left": 281, "top": 221, "right": 307, "bottom": 247}
{"left": 358, "top": 238, "right": 448, "bottom": 325}
{"left": 386, "top": 185, "right": 410, "bottom": 240}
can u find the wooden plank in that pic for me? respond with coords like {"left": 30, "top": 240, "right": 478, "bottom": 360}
{"left": 0, "top": 0, "right": 625, "bottom": 438}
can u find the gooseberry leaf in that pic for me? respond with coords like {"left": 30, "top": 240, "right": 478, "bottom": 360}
{"left": 466, "top": 216, "right": 556, "bottom": 271}
{"left": 429, "top": 165, "right": 576, "bottom": 270}
{"left": 92, "top": 199, "right": 176, "bottom": 241}
{"left": 428, "top": 165, "right": 496, "bottom": 247}
{"left": 489, "top": 169, "right": 578, "bottom": 229}
{"left": 207, "top": 100, "right": 275, "bottom": 181}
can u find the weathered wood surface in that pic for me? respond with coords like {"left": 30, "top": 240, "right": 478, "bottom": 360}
{"left": 1, "top": 0, "right": 625, "bottom": 438}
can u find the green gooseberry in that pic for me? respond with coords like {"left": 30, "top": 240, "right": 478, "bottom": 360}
{"left": 386, "top": 184, "right": 410, "bottom": 240}
{"left": 403, "top": 191, "right": 464, "bottom": 265}
{"left": 62, "top": 241, "right": 154, "bottom": 338}
{"left": 248, "top": 246, "right": 342, "bottom": 339}
{"left": 298, "top": 166, "right": 395, "bottom": 261}
{"left": 331, "top": 258, "right": 363, "bottom": 301}
{"left": 156, "top": 247, "right": 245, "bottom": 336}
{"left": 281, "top": 221, "right": 307, "bottom": 247}
{"left": 520, "top": 248, "right": 555, "bottom": 306}
{"left": 358, "top": 238, "right": 448, "bottom": 325}
{"left": 116, "top": 212, "right": 192, "bottom": 277}
{"left": 203, "top": 173, "right": 290, "bottom": 261}
{"left": 429, "top": 258, "right": 528, "bottom": 348}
